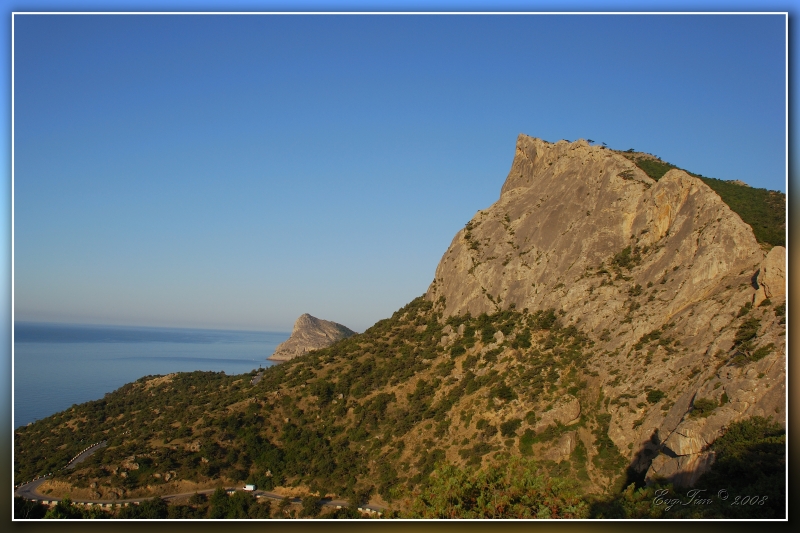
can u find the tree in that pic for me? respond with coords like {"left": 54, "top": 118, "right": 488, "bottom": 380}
{"left": 43, "top": 497, "right": 85, "bottom": 519}
{"left": 248, "top": 499, "right": 272, "bottom": 519}
{"left": 136, "top": 497, "right": 169, "bottom": 519}
{"left": 277, "top": 496, "right": 292, "bottom": 517}
{"left": 188, "top": 492, "right": 207, "bottom": 505}
{"left": 300, "top": 495, "right": 322, "bottom": 518}
{"left": 208, "top": 487, "right": 230, "bottom": 518}
{"left": 406, "top": 457, "right": 588, "bottom": 518}
{"left": 14, "top": 497, "right": 48, "bottom": 519}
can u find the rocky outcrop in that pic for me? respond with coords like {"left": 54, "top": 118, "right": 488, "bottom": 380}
{"left": 534, "top": 395, "right": 581, "bottom": 432}
{"left": 427, "top": 136, "right": 763, "bottom": 322}
{"left": 755, "top": 245, "right": 786, "bottom": 305}
{"left": 425, "top": 134, "right": 785, "bottom": 487}
{"left": 545, "top": 431, "right": 578, "bottom": 462}
{"left": 269, "top": 314, "right": 356, "bottom": 361}
{"left": 647, "top": 451, "right": 716, "bottom": 488}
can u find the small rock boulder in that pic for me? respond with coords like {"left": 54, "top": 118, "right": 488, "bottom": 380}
{"left": 534, "top": 395, "right": 581, "bottom": 431}
{"left": 544, "top": 431, "right": 578, "bottom": 462}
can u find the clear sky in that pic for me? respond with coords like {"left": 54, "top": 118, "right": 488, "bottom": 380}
{"left": 10, "top": 10, "right": 788, "bottom": 334}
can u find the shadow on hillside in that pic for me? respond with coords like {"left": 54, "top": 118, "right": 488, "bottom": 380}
{"left": 588, "top": 423, "right": 786, "bottom": 519}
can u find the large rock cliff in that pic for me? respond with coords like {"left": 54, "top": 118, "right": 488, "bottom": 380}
{"left": 425, "top": 134, "right": 786, "bottom": 486}
{"left": 269, "top": 314, "right": 356, "bottom": 362}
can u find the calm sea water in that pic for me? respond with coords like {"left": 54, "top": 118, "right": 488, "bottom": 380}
{"left": 13, "top": 322, "right": 290, "bottom": 428}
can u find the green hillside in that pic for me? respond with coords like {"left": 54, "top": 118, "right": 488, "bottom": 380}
{"left": 621, "top": 152, "right": 785, "bottom": 247}
{"left": 15, "top": 299, "right": 603, "bottom": 504}
{"left": 14, "top": 295, "right": 785, "bottom": 518}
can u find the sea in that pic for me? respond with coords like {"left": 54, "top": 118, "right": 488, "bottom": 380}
{"left": 13, "top": 322, "right": 290, "bottom": 428}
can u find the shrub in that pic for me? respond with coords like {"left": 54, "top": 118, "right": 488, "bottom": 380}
{"left": 751, "top": 343, "right": 774, "bottom": 362}
{"left": 591, "top": 414, "right": 627, "bottom": 473}
{"left": 189, "top": 492, "right": 207, "bottom": 505}
{"left": 300, "top": 495, "right": 322, "bottom": 518}
{"left": 482, "top": 424, "right": 498, "bottom": 438}
{"left": 693, "top": 416, "right": 785, "bottom": 518}
{"left": 512, "top": 330, "right": 532, "bottom": 349}
{"left": 406, "top": 457, "right": 589, "bottom": 518}
{"left": 490, "top": 383, "right": 516, "bottom": 402}
{"left": 646, "top": 389, "right": 666, "bottom": 404}
{"left": 612, "top": 247, "right": 632, "bottom": 268}
{"left": 500, "top": 418, "right": 522, "bottom": 438}
{"left": 734, "top": 317, "right": 761, "bottom": 346}
{"left": 690, "top": 397, "right": 717, "bottom": 418}
{"left": 519, "top": 429, "right": 536, "bottom": 456}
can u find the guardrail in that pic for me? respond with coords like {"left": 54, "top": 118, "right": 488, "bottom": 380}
{"left": 15, "top": 441, "right": 106, "bottom": 489}
{"left": 63, "top": 441, "right": 106, "bottom": 469}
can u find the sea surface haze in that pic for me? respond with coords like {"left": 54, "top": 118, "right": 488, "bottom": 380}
{"left": 13, "top": 322, "right": 289, "bottom": 428}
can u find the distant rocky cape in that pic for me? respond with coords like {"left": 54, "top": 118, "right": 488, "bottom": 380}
{"left": 268, "top": 314, "right": 356, "bottom": 361}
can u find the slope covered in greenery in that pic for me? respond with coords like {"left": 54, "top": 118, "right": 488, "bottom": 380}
{"left": 15, "top": 297, "right": 622, "bottom": 508}
{"left": 16, "top": 293, "right": 784, "bottom": 518}
{"left": 620, "top": 151, "right": 785, "bottom": 247}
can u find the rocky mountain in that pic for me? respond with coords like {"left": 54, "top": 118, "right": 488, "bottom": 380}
{"left": 269, "top": 314, "right": 356, "bottom": 361}
{"left": 14, "top": 134, "right": 785, "bottom": 518}
{"left": 425, "top": 134, "right": 785, "bottom": 487}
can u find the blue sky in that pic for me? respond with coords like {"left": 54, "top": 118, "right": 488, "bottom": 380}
{"left": 8, "top": 9, "right": 789, "bottom": 335}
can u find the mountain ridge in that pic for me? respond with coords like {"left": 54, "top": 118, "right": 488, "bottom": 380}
{"left": 13, "top": 134, "right": 786, "bottom": 518}
{"left": 426, "top": 134, "right": 785, "bottom": 486}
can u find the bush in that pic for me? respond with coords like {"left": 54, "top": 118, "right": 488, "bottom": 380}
{"left": 646, "top": 389, "right": 666, "bottom": 404}
{"left": 490, "top": 383, "right": 517, "bottom": 402}
{"left": 500, "top": 418, "right": 522, "bottom": 438}
{"left": 591, "top": 414, "right": 627, "bottom": 474}
{"left": 751, "top": 343, "right": 774, "bottom": 362}
{"left": 519, "top": 429, "right": 536, "bottom": 456}
{"left": 406, "top": 457, "right": 588, "bottom": 518}
{"left": 189, "top": 492, "right": 207, "bottom": 505}
{"left": 300, "top": 495, "right": 322, "bottom": 518}
{"left": 482, "top": 424, "right": 498, "bottom": 438}
{"left": 693, "top": 416, "right": 785, "bottom": 518}
{"left": 612, "top": 246, "right": 637, "bottom": 270}
{"left": 690, "top": 398, "right": 717, "bottom": 418}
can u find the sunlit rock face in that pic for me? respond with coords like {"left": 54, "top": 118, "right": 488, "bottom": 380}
{"left": 425, "top": 134, "right": 785, "bottom": 487}
{"left": 269, "top": 314, "right": 355, "bottom": 362}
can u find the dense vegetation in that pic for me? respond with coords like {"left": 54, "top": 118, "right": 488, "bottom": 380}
{"left": 399, "top": 457, "right": 588, "bottom": 518}
{"left": 586, "top": 417, "right": 785, "bottom": 519}
{"left": 697, "top": 177, "right": 785, "bottom": 247}
{"left": 15, "top": 297, "right": 619, "bottom": 514}
{"left": 14, "top": 288, "right": 785, "bottom": 519}
{"left": 622, "top": 152, "right": 785, "bottom": 247}
{"left": 18, "top": 415, "right": 784, "bottom": 519}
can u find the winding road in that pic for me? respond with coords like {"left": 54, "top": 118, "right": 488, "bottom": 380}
{"left": 15, "top": 440, "right": 384, "bottom": 515}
